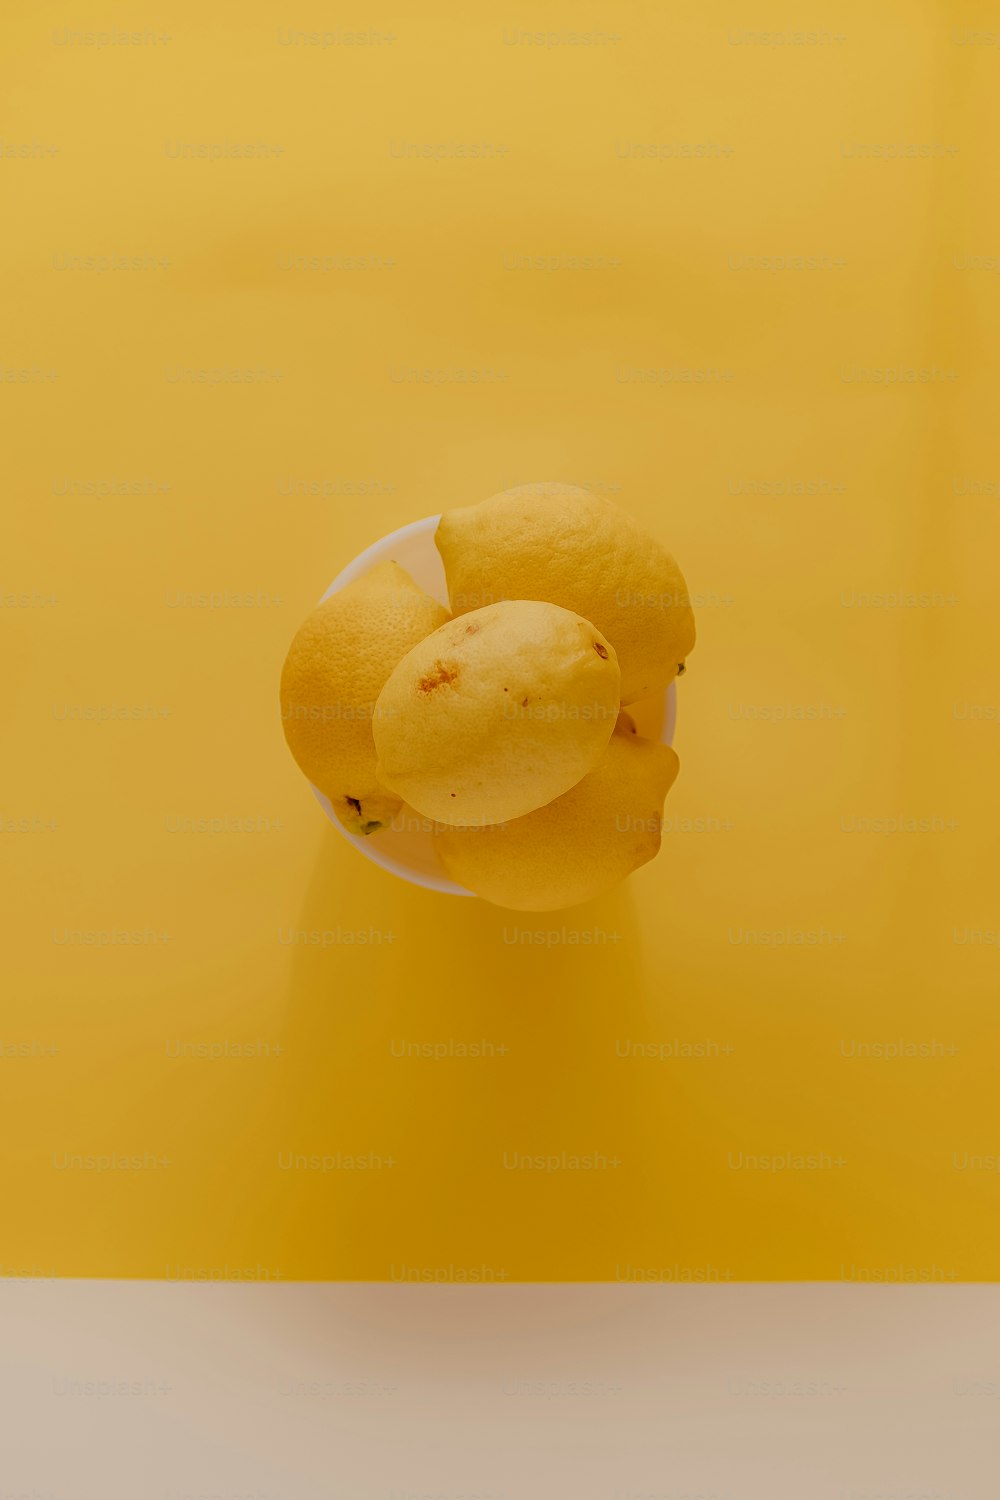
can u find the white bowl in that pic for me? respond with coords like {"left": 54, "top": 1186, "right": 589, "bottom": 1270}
{"left": 311, "top": 516, "right": 676, "bottom": 896}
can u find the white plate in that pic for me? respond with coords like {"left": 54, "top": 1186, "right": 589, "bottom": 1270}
{"left": 311, "top": 516, "right": 676, "bottom": 896}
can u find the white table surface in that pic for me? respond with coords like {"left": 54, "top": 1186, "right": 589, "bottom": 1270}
{"left": 1, "top": 1280, "right": 997, "bottom": 1498}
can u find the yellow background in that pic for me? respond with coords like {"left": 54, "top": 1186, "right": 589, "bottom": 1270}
{"left": 3, "top": 0, "right": 998, "bottom": 1281}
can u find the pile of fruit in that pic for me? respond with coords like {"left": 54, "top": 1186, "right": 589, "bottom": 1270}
{"left": 280, "top": 483, "right": 695, "bottom": 911}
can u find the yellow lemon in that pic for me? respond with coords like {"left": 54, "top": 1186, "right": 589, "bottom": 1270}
{"left": 432, "top": 714, "right": 680, "bottom": 910}
{"left": 436, "top": 482, "right": 696, "bottom": 704}
{"left": 280, "top": 560, "right": 449, "bottom": 836}
{"left": 373, "top": 600, "right": 620, "bottom": 826}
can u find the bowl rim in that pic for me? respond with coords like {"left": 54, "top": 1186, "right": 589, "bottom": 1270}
{"left": 318, "top": 514, "right": 443, "bottom": 604}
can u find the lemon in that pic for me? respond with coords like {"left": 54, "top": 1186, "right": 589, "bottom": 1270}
{"left": 432, "top": 714, "right": 680, "bottom": 910}
{"left": 373, "top": 600, "right": 620, "bottom": 826}
{"left": 436, "top": 482, "right": 696, "bottom": 704}
{"left": 280, "top": 560, "right": 449, "bottom": 836}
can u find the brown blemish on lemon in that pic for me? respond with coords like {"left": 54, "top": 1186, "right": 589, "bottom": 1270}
{"left": 593, "top": 641, "right": 608, "bottom": 659}
{"left": 418, "top": 661, "right": 459, "bottom": 693}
